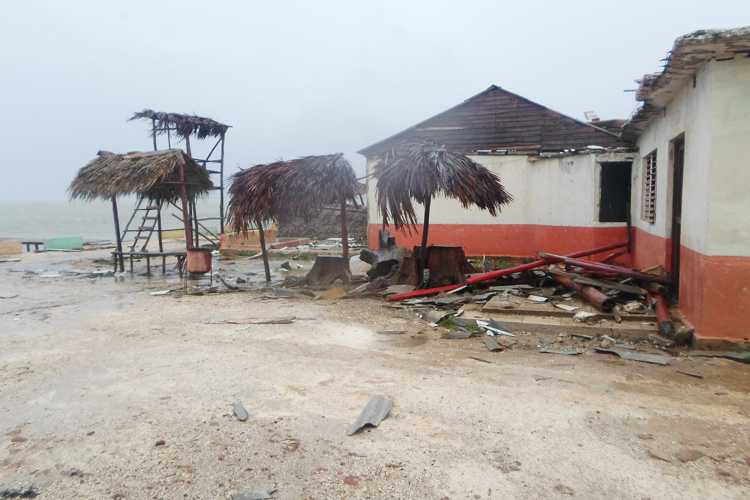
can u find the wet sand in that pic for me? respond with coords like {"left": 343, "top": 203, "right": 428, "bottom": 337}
{"left": 1, "top": 248, "right": 749, "bottom": 499}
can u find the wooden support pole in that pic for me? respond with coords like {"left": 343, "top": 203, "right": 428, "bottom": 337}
{"left": 219, "top": 132, "right": 226, "bottom": 234}
{"left": 111, "top": 196, "right": 124, "bottom": 272}
{"left": 178, "top": 163, "right": 194, "bottom": 250}
{"left": 418, "top": 196, "right": 432, "bottom": 285}
{"left": 340, "top": 199, "right": 349, "bottom": 260}
{"left": 151, "top": 118, "right": 158, "bottom": 151}
{"left": 257, "top": 220, "right": 271, "bottom": 283}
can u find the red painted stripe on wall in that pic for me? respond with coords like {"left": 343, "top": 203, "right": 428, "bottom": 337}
{"left": 368, "top": 223, "right": 628, "bottom": 258}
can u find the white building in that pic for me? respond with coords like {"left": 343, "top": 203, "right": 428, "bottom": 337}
{"left": 359, "top": 27, "right": 750, "bottom": 344}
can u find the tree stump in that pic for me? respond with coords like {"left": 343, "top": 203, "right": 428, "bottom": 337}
{"left": 305, "top": 256, "right": 351, "bottom": 286}
{"left": 402, "top": 246, "right": 475, "bottom": 287}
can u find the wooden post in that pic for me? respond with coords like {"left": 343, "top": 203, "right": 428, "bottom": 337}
{"left": 156, "top": 201, "right": 165, "bottom": 273}
{"left": 219, "top": 131, "right": 226, "bottom": 234}
{"left": 418, "top": 196, "right": 432, "bottom": 283}
{"left": 178, "top": 162, "right": 193, "bottom": 250}
{"left": 111, "top": 196, "right": 124, "bottom": 272}
{"left": 257, "top": 220, "right": 271, "bottom": 282}
{"left": 340, "top": 198, "right": 349, "bottom": 260}
{"left": 151, "top": 118, "right": 158, "bottom": 151}
{"left": 191, "top": 199, "right": 200, "bottom": 248}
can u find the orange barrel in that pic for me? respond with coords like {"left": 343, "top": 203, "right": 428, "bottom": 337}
{"left": 187, "top": 249, "right": 212, "bottom": 274}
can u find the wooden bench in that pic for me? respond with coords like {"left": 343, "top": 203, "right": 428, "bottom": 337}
{"left": 112, "top": 251, "right": 186, "bottom": 275}
{"left": 21, "top": 241, "right": 44, "bottom": 252}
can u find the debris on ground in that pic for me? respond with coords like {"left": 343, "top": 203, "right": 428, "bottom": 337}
{"left": 232, "top": 487, "right": 277, "bottom": 500}
{"left": 376, "top": 330, "right": 406, "bottom": 335}
{"left": 676, "top": 368, "right": 704, "bottom": 379}
{"left": 687, "top": 350, "right": 750, "bottom": 364}
{"left": 675, "top": 448, "right": 705, "bottom": 463}
{"left": 0, "top": 484, "right": 39, "bottom": 498}
{"left": 538, "top": 347, "right": 583, "bottom": 356}
{"left": 483, "top": 337, "right": 503, "bottom": 352}
{"left": 233, "top": 402, "right": 250, "bottom": 422}
{"left": 595, "top": 347, "right": 672, "bottom": 366}
{"left": 315, "top": 287, "right": 347, "bottom": 300}
{"left": 347, "top": 395, "right": 392, "bottom": 436}
{"left": 207, "top": 317, "right": 297, "bottom": 325}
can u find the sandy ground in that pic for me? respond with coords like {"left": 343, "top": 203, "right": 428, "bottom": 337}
{"left": 1, "top": 249, "right": 749, "bottom": 499}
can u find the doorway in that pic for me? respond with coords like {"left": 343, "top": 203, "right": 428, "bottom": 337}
{"left": 670, "top": 135, "right": 685, "bottom": 296}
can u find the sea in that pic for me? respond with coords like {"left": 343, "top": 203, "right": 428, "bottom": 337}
{"left": 0, "top": 197, "right": 221, "bottom": 242}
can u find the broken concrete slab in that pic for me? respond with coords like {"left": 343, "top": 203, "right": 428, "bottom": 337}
{"left": 421, "top": 310, "right": 453, "bottom": 326}
{"left": 476, "top": 319, "right": 514, "bottom": 337}
{"left": 594, "top": 347, "right": 672, "bottom": 366}
{"left": 347, "top": 395, "right": 392, "bottom": 435}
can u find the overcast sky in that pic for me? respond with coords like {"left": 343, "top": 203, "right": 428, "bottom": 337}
{"left": 2, "top": 0, "right": 748, "bottom": 201}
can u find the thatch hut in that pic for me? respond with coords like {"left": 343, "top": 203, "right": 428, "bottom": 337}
{"left": 374, "top": 143, "right": 512, "bottom": 281}
{"left": 130, "top": 110, "right": 230, "bottom": 140}
{"left": 227, "top": 153, "right": 359, "bottom": 282}
{"left": 69, "top": 149, "right": 213, "bottom": 271}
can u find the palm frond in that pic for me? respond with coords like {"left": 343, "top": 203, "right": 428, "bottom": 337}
{"left": 374, "top": 143, "right": 512, "bottom": 229}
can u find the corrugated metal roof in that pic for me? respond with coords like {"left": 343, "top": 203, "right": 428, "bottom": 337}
{"left": 359, "top": 85, "right": 626, "bottom": 156}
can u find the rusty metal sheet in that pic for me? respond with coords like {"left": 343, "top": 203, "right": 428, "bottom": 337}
{"left": 347, "top": 395, "right": 392, "bottom": 436}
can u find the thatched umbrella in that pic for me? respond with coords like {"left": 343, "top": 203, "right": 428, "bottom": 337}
{"left": 374, "top": 143, "right": 512, "bottom": 279}
{"left": 69, "top": 149, "right": 213, "bottom": 270}
{"left": 227, "top": 154, "right": 359, "bottom": 282}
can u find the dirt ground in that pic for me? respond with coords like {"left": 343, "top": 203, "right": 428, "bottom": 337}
{"left": 1, "top": 249, "right": 749, "bottom": 499}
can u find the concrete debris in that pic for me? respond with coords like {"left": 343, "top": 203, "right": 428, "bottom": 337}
{"left": 594, "top": 347, "right": 672, "bottom": 365}
{"left": 347, "top": 395, "right": 392, "bottom": 435}
{"left": 376, "top": 330, "right": 406, "bottom": 335}
{"left": 648, "top": 333, "right": 674, "bottom": 347}
{"left": 149, "top": 289, "right": 172, "bottom": 296}
{"left": 444, "top": 328, "right": 473, "bottom": 340}
{"left": 233, "top": 402, "right": 250, "bottom": 422}
{"left": 623, "top": 300, "right": 648, "bottom": 313}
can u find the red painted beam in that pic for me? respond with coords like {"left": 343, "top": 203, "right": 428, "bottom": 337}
{"left": 539, "top": 253, "right": 672, "bottom": 285}
{"left": 387, "top": 241, "right": 628, "bottom": 302}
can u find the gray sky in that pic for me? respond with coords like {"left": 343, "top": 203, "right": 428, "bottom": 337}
{"left": 2, "top": 0, "right": 747, "bottom": 201}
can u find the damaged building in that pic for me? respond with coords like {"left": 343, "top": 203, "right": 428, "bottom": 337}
{"left": 360, "top": 26, "right": 750, "bottom": 344}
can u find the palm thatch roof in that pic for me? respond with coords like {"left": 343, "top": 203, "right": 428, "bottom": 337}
{"left": 227, "top": 153, "right": 359, "bottom": 233}
{"left": 69, "top": 149, "right": 213, "bottom": 201}
{"left": 130, "top": 109, "right": 230, "bottom": 139}
{"left": 374, "top": 143, "right": 512, "bottom": 228}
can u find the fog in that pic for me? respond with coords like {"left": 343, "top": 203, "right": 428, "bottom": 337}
{"left": 1, "top": 0, "right": 747, "bottom": 201}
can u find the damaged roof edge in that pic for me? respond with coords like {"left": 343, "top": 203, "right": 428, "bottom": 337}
{"left": 357, "top": 84, "right": 625, "bottom": 157}
{"left": 623, "top": 26, "right": 750, "bottom": 141}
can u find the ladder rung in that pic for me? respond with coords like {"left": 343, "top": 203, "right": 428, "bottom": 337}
{"left": 207, "top": 170, "right": 221, "bottom": 174}
{"left": 143, "top": 216, "right": 158, "bottom": 220}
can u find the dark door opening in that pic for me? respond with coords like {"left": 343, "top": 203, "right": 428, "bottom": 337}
{"left": 670, "top": 135, "right": 685, "bottom": 296}
{"left": 599, "top": 162, "right": 632, "bottom": 222}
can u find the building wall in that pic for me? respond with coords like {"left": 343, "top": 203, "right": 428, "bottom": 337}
{"left": 631, "top": 57, "right": 750, "bottom": 341}
{"left": 366, "top": 152, "right": 633, "bottom": 257}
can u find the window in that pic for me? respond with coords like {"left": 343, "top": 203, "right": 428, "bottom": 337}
{"left": 641, "top": 151, "right": 657, "bottom": 224}
{"left": 599, "top": 162, "right": 632, "bottom": 222}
